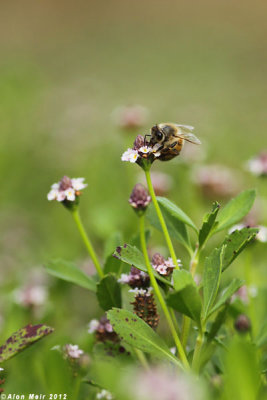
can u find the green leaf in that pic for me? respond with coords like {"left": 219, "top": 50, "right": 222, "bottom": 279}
{"left": 215, "top": 189, "right": 256, "bottom": 233}
{"left": 198, "top": 202, "right": 220, "bottom": 248}
{"left": 104, "top": 232, "right": 123, "bottom": 259}
{"left": 45, "top": 259, "right": 97, "bottom": 292}
{"left": 0, "top": 324, "right": 54, "bottom": 362}
{"left": 107, "top": 308, "right": 182, "bottom": 368}
{"left": 255, "top": 320, "right": 267, "bottom": 348}
{"left": 113, "top": 244, "right": 172, "bottom": 287}
{"left": 146, "top": 201, "right": 192, "bottom": 252}
{"left": 203, "top": 247, "right": 225, "bottom": 319}
{"left": 96, "top": 274, "right": 122, "bottom": 311}
{"left": 157, "top": 197, "right": 198, "bottom": 232}
{"left": 208, "top": 279, "right": 244, "bottom": 317}
{"left": 221, "top": 227, "right": 258, "bottom": 271}
{"left": 166, "top": 270, "right": 202, "bottom": 328}
{"left": 103, "top": 255, "right": 121, "bottom": 275}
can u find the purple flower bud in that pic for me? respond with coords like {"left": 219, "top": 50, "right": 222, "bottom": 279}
{"left": 151, "top": 253, "right": 165, "bottom": 266}
{"left": 133, "top": 135, "right": 145, "bottom": 150}
{"left": 234, "top": 314, "right": 251, "bottom": 333}
{"left": 59, "top": 176, "right": 73, "bottom": 191}
{"left": 129, "top": 184, "right": 151, "bottom": 211}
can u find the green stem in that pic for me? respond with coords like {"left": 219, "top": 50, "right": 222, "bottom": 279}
{"left": 139, "top": 214, "right": 189, "bottom": 369}
{"left": 181, "top": 246, "right": 200, "bottom": 348}
{"left": 192, "top": 332, "right": 204, "bottom": 373}
{"left": 144, "top": 168, "right": 179, "bottom": 269}
{"left": 72, "top": 209, "right": 104, "bottom": 278}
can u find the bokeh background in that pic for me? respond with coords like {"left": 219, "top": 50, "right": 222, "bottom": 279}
{"left": 0, "top": 0, "right": 266, "bottom": 395}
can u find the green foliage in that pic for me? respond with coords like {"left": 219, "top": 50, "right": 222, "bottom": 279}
{"left": 215, "top": 189, "right": 256, "bottom": 233}
{"left": 146, "top": 199, "right": 192, "bottom": 252}
{"left": 157, "top": 197, "right": 198, "bottom": 232}
{"left": 96, "top": 274, "right": 122, "bottom": 311}
{"left": 221, "top": 227, "right": 258, "bottom": 271}
{"left": 113, "top": 244, "right": 171, "bottom": 286}
{"left": 222, "top": 339, "right": 261, "bottom": 400}
{"left": 208, "top": 279, "right": 244, "bottom": 317}
{"left": 0, "top": 324, "right": 54, "bottom": 362}
{"left": 104, "top": 232, "right": 123, "bottom": 259}
{"left": 198, "top": 202, "right": 220, "bottom": 248}
{"left": 166, "top": 270, "right": 202, "bottom": 328}
{"left": 107, "top": 308, "right": 181, "bottom": 368}
{"left": 45, "top": 258, "right": 97, "bottom": 292}
{"left": 103, "top": 255, "right": 121, "bottom": 275}
{"left": 203, "top": 247, "right": 225, "bottom": 319}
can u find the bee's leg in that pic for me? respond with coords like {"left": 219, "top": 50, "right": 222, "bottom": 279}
{"left": 155, "top": 144, "right": 164, "bottom": 152}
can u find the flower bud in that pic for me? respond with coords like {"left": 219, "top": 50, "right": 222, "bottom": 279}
{"left": 133, "top": 135, "right": 145, "bottom": 150}
{"left": 129, "top": 184, "right": 151, "bottom": 213}
{"left": 234, "top": 314, "right": 251, "bottom": 333}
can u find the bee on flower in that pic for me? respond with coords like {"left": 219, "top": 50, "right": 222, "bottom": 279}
{"left": 121, "top": 135, "right": 161, "bottom": 167}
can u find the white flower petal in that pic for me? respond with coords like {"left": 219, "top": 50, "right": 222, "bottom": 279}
{"left": 47, "top": 189, "right": 59, "bottom": 201}
{"left": 56, "top": 191, "right": 66, "bottom": 202}
{"left": 121, "top": 148, "right": 139, "bottom": 163}
{"left": 71, "top": 178, "right": 87, "bottom": 191}
{"left": 65, "top": 188, "right": 76, "bottom": 201}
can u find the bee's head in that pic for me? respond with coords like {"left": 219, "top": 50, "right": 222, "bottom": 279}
{"left": 150, "top": 125, "right": 165, "bottom": 144}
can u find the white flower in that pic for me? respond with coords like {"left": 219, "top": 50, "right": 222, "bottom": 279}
{"left": 118, "top": 273, "right": 130, "bottom": 284}
{"left": 256, "top": 226, "right": 267, "bottom": 243}
{"left": 65, "top": 188, "right": 76, "bottom": 201}
{"left": 121, "top": 148, "right": 139, "bottom": 163}
{"left": 139, "top": 146, "right": 152, "bottom": 154}
{"left": 47, "top": 176, "right": 87, "bottom": 202}
{"left": 129, "top": 287, "right": 152, "bottom": 296}
{"left": 47, "top": 188, "right": 59, "bottom": 201}
{"left": 96, "top": 389, "right": 113, "bottom": 400}
{"left": 88, "top": 319, "right": 99, "bottom": 333}
{"left": 0, "top": 367, "right": 4, "bottom": 371}
{"left": 71, "top": 178, "right": 87, "bottom": 191}
{"left": 14, "top": 285, "right": 48, "bottom": 307}
{"left": 65, "top": 344, "right": 84, "bottom": 359}
{"left": 155, "top": 264, "right": 168, "bottom": 275}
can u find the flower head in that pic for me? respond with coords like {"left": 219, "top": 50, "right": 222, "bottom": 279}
{"left": 121, "top": 135, "right": 161, "bottom": 169}
{"left": 96, "top": 389, "right": 114, "bottom": 400}
{"left": 64, "top": 344, "right": 84, "bottom": 359}
{"left": 118, "top": 266, "right": 150, "bottom": 288}
{"left": 88, "top": 315, "right": 119, "bottom": 343}
{"left": 246, "top": 151, "right": 267, "bottom": 177}
{"left": 14, "top": 284, "right": 48, "bottom": 308}
{"left": 129, "top": 184, "right": 151, "bottom": 212}
{"left": 47, "top": 176, "right": 87, "bottom": 209}
{"left": 151, "top": 253, "right": 181, "bottom": 276}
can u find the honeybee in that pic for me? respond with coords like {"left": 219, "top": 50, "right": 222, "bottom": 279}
{"left": 146, "top": 123, "right": 201, "bottom": 161}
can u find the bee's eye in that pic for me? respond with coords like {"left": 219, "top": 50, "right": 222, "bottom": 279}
{"left": 156, "top": 131, "right": 163, "bottom": 141}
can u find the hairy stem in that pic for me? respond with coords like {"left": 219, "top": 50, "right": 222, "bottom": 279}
{"left": 72, "top": 209, "right": 104, "bottom": 278}
{"left": 139, "top": 214, "right": 189, "bottom": 369}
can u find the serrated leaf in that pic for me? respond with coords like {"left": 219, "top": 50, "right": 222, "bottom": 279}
{"left": 0, "top": 324, "right": 54, "bottom": 362}
{"left": 215, "top": 189, "right": 256, "bottom": 233}
{"left": 146, "top": 201, "right": 192, "bottom": 252}
{"left": 208, "top": 279, "right": 244, "bottom": 317}
{"left": 203, "top": 247, "right": 225, "bottom": 319}
{"left": 45, "top": 259, "right": 97, "bottom": 292}
{"left": 166, "top": 270, "right": 202, "bottom": 328}
{"left": 199, "top": 202, "right": 220, "bottom": 248}
{"left": 221, "top": 227, "right": 258, "bottom": 271}
{"left": 107, "top": 308, "right": 182, "bottom": 368}
{"left": 96, "top": 274, "right": 122, "bottom": 311}
{"left": 113, "top": 244, "right": 172, "bottom": 287}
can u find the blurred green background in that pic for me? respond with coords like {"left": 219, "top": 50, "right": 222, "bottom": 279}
{"left": 0, "top": 0, "right": 267, "bottom": 395}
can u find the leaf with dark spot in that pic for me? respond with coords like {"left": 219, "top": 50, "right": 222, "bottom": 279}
{"left": 0, "top": 324, "right": 54, "bottom": 362}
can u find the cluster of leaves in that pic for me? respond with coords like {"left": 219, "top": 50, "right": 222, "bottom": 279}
{"left": 44, "top": 187, "right": 267, "bottom": 387}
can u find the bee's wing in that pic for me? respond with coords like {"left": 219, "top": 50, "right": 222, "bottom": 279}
{"left": 175, "top": 125, "right": 201, "bottom": 145}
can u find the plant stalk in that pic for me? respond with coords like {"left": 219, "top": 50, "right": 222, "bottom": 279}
{"left": 72, "top": 209, "right": 104, "bottom": 278}
{"left": 139, "top": 214, "right": 189, "bottom": 369}
{"left": 144, "top": 168, "right": 179, "bottom": 269}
